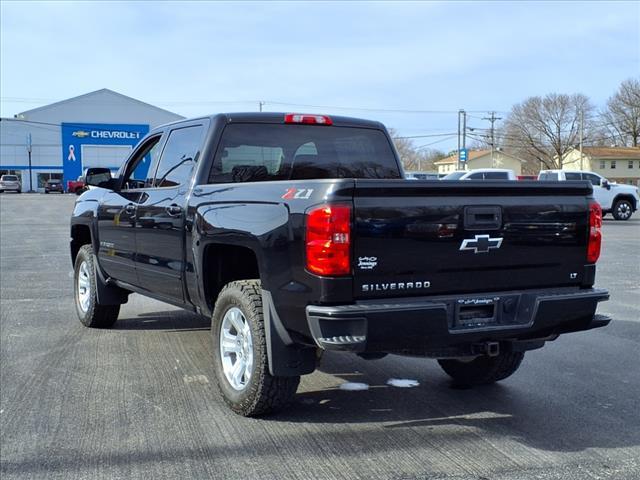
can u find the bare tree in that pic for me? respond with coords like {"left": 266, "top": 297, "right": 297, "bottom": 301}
{"left": 601, "top": 78, "right": 640, "bottom": 147}
{"left": 389, "top": 129, "right": 445, "bottom": 171}
{"left": 504, "top": 93, "right": 595, "bottom": 169}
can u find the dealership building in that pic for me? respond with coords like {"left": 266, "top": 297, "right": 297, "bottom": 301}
{"left": 0, "top": 89, "right": 184, "bottom": 191}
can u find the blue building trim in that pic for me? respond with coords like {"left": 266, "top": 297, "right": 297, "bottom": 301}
{"left": 0, "top": 165, "right": 62, "bottom": 170}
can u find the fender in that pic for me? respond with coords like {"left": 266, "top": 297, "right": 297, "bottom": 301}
{"left": 194, "top": 200, "right": 316, "bottom": 375}
{"left": 71, "top": 195, "right": 130, "bottom": 305}
{"left": 612, "top": 193, "right": 637, "bottom": 211}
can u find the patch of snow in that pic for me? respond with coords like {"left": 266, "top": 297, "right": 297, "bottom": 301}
{"left": 387, "top": 378, "right": 420, "bottom": 388}
{"left": 339, "top": 382, "right": 369, "bottom": 391}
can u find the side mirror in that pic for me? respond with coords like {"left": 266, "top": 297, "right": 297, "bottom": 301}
{"left": 85, "top": 168, "right": 112, "bottom": 188}
{"left": 602, "top": 179, "right": 611, "bottom": 190}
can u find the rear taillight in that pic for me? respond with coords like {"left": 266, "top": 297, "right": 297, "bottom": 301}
{"left": 284, "top": 113, "right": 333, "bottom": 125}
{"left": 587, "top": 201, "right": 602, "bottom": 263}
{"left": 306, "top": 204, "right": 351, "bottom": 276}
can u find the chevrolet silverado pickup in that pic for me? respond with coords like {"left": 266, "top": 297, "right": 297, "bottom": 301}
{"left": 70, "top": 113, "right": 610, "bottom": 416}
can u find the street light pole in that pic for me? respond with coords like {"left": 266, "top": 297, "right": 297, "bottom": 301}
{"left": 27, "top": 133, "right": 33, "bottom": 192}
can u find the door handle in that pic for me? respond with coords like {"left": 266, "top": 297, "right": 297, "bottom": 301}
{"left": 166, "top": 204, "right": 183, "bottom": 216}
{"left": 124, "top": 203, "right": 136, "bottom": 214}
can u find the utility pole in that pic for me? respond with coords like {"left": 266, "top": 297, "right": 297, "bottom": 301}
{"left": 259, "top": 101, "right": 265, "bottom": 112}
{"left": 579, "top": 108, "right": 584, "bottom": 170}
{"left": 462, "top": 110, "right": 467, "bottom": 152}
{"left": 482, "top": 111, "right": 502, "bottom": 167}
{"left": 457, "top": 110, "right": 462, "bottom": 170}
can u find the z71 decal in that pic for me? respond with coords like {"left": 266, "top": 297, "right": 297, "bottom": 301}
{"left": 282, "top": 188, "right": 314, "bottom": 200}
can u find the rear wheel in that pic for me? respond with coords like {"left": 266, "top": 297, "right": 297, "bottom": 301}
{"left": 612, "top": 199, "right": 633, "bottom": 220}
{"left": 211, "top": 280, "right": 299, "bottom": 416}
{"left": 438, "top": 352, "right": 524, "bottom": 386}
{"left": 74, "top": 245, "right": 119, "bottom": 328}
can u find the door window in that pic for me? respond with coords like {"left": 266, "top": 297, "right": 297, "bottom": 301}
{"left": 466, "top": 172, "right": 484, "bottom": 179}
{"left": 153, "top": 125, "right": 204, "bottom": 187}
{"left": 565, "top": 172, "right": 582, "bottom": 180}
{"left": 120, "top": 135, "right": 163, "bottom": 189}
{"left": 582, "top": 173, "right": 601, "bottom": 186}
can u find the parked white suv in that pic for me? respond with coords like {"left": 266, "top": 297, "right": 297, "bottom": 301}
{"left": 538, "top": 170, "right": 639, "bottom": 220}
{"left": 0, "top": 175, "right": 21, "bottom": 193}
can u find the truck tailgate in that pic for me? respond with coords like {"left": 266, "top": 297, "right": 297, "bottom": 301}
{"left": 352, "top": 180, "right": 593, "bottom": 299}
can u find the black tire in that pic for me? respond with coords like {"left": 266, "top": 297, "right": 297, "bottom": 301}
{"left": 211, "top": 280, "right": 300, "bottom": 416}
{"left": 612, "top": 199, "right": 633, "bottom": 221}
{"left": 73, "top": 244, "right": 119, "bottom": 328}
{"left": 438, "top": 351, "right": 524, "bottom": 387}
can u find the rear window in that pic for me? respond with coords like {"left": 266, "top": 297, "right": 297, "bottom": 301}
{"left": 2, "top": 175, "right": 18, "bottom": 181}
{"left": 539, "top": 172, "right": 559, "bottom": 181}
{"left": 208, "top": 124, "right": 400, "bottom": 183}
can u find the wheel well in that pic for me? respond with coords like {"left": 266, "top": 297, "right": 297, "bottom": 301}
{"left": 202, "top": 244, "right": 260, "bottom": 311}
{"left": 70, "top": 224, "right": 92, "bottom": 264}
{"left": 613, "top": 194, "right": 637, "bottom": 210}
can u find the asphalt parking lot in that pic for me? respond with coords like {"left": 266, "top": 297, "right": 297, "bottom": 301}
{"left": 1, "top": 193, "right": 639, "bottom": 480}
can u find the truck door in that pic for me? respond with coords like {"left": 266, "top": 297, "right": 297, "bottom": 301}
{"left": 134, "top": 123, "right": 206, "bottom": 301}
{"left": 582, "top": 172, "right": 613, "bottom": 209}
{"left": 96, "top": 134, "right": 164, "bottom": 286}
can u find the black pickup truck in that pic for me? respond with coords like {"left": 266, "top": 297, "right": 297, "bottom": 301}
{"left": 70, "top": 112, "right": 610, "bottom": 416}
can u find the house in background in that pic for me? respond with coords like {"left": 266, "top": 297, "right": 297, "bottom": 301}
{"left": 433, "top": 149, "right": 524, "bottom": 175}
{"left": 562, "top": 147, "right": 640, "bottom": 186}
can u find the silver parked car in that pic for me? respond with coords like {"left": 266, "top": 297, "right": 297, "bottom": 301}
{"left": 0, "top": 175, "right": 21, "bottom": 193}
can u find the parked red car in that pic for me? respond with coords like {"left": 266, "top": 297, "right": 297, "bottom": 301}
{"left": 517, "top": 175, "right": 538, "bottom": 181}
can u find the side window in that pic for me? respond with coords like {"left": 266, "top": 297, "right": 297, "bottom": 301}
{"left": 121, "top": 135, "right": 163, "bottom": 189}
{"left": 565, "top": 172, "right": 582, "bottom": 180}
{"left": 467, "top": 172, "right": 484, "bottom": 179}
{"left": 483, "top": 171, "right": 508, "bottom": 180}
{"left": 582, "top": 173, "right": 601, "bottom": 186}
{"left": 153, "top": 125, "right": 204, "bottom": 188}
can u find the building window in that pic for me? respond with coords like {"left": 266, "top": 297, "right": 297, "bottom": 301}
{"left": 611, "top": 160, "right": 616, "bottom": 169}
{"left": 37, "top": 173, "right": 62, "bottom": 188}
{"left": 629, "top": 160, "right": 634, "bottom": 169}
{"left": 600, "top": 160, "right": 605, "bottom": 169}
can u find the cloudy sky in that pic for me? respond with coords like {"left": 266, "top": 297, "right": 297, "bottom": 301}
{"left": 1, "top": 1, "right": 638, "bottom": 151}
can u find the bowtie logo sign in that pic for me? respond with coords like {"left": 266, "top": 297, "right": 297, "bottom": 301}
{"left": 68, "top": 145, "right": 76, "bottom": 162}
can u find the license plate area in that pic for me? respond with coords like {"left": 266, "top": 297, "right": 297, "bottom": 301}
{"left": 454, "top": 298, "right": 498, "bottom": 329}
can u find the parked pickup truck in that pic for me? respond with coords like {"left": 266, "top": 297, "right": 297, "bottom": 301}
{"left": 71, "top": 113, "right": 610, "bottom": 416}
{"left": 67, "top": 175, "right": 86, "bottom": 195}
{"left": 538, "top": 169, "right": 639, "bottom": 220}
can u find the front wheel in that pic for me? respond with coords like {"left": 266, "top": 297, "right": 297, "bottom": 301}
{"left": 612, "top": 199, "right": 633, "bottom": 220}
{"left": 438, "top": 351, "right": 525, "bottom": 387}
{"left": 211, "top": 280, "right": 299, "bottom": 416}
{"left": 74, "top": 245, "right": 119, "bottom": 328}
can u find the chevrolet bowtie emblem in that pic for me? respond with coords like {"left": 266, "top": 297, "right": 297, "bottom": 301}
{"left": 459, "top": 234, "right": 503, "bottom": 254}
{"left": 72, "top": 130, "right": 90, "bottom": 138}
